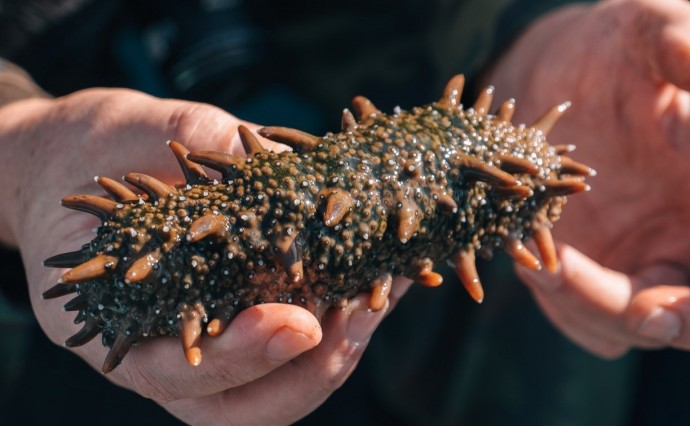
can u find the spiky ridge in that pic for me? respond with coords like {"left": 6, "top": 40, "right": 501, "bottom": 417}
{"left": 43, "top": 75, "right": 593, "bottom": 373}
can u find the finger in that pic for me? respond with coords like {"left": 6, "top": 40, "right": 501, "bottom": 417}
{"left": 526, "top": 277, "right": 667, "bottom": 358}
{"left": 163, "top": 295, "right": 390, "bottom": 425}
{"left": 520, "top": 253, "right": 637, "bottom": 358}
{"left": 161, "top": 99, "right": 291, "bottom": 155}
{"left": 625, "top": 285, "right": 690, "bottom": 349}
{"left": 161, "top": 98, "right": 245, "bottom": 155}
{"left": 233, "top": 122, "right": 292, "bottom": 154}
{"left": 516, "top": 244, "right": 666, "bottom": 351}
{"left": 516, "top": 243, "right": 632, "bottom": 315}
{"left": 531, "top": 290, "right": 632, "bottom": 359}
{"left": 105, "top": 303, "right": 321, "bottom": 402}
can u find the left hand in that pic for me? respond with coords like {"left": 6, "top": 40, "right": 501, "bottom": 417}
{"left": 487, "top": 0, "right": 690, "bottom": 357}
{"left": 0, "top": 88, "right": 411, "bottom": 425}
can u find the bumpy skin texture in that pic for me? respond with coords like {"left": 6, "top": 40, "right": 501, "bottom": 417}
{"left": 43, "top": 76, "right": 592, "bottom": 373}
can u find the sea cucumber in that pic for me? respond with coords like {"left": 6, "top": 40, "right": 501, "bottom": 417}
{"left": 43, "top": 75, "right": 593, "bottom": 373}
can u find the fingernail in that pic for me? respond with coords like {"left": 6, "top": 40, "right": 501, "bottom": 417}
{"left": 517, "top": 264, "right": 563, "bottom": 291}
{"left": 347, "top": 306, "right": 386, "bottom": 344}
{"left": 265, "top": 327, "right": 316, "bottom": 363}
{"left": 638, "top": 307, "right": 681, "bottom": 342}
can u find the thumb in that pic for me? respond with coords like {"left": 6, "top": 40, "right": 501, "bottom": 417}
{"left": 625, "top": 285, "right": 689, "bottom": 348}
{"left": 517, "top": 243, "right": 689, "bottom": 351}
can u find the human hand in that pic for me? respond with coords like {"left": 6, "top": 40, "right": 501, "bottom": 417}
{"left": 0, "top": 88, "right": 412, "bottom": 424}
{"left": 487, "top": 0, "right": 690, "bottom": 357}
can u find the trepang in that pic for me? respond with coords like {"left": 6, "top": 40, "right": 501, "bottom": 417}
{"left": 43, "top": 75, "right": 593, "bottom": 373}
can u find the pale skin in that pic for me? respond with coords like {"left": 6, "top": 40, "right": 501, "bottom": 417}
{"left": 0, "top": 89, "right": 412, "bottom": 425}
{"left": 489, "top": 0, "right": 690, "bottom": 357}
{"left": 1, "top": 0, "right": 689, "bottom": 423}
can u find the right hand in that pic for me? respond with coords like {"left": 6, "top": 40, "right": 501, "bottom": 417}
{"left": 488, "top": 0, "right": 690, "bottom": 358}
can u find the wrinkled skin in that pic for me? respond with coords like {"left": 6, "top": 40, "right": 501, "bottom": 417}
{"left": 489, "top": 0, "right": 690, "bottom": 357}
{"left": 0, "top": 89, "right": 411, "bottom": 425}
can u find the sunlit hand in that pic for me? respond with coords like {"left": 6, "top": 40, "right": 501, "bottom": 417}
{"left": 489, "top": 0, "right": 690, "bottom": 357}
{"left": 0, "top": 88, "right": 411, "bottom": 425}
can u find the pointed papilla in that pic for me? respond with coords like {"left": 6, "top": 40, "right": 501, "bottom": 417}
{"left": 42, "top": 282, "right": 78, "bottom": 299}
{"left": 186, "top": 151, "right": 245, "bottom": 176}
{"left": 124, "top": 173, "right": 176, "bottom": 201}
{"left": 125, "top": 249, "right": 161, "bottom": 284}
{"left": 541, "top": 178, "right": 590, "bottom": 196}
{"left": 473, "top": 86, "right": 494, "bottom": 116}
{"left": 207, "top": 308, "right": 237, "bottom": 337}
{"left": 437, "top": 194, "right": 458, "bottom": 214}
{"left": 73, "top": 310, "right": 86, "bottom": 324}
{"left": 167, "top": 140, "right": 209, "bottom": 184}
{"left": 498, "top": 155, "right": 539, "bottom": 175}
{"left": 439, "top": 74, "right": 465, "bottom": 108}
{"left": 553, "top": 144, "right": 576, "bottom": 155}
{"left": 532, "top": 226, "right": 558, "bottom": 273}
{"left": 95, "top": 176, "right": 138, "bottom": 202}
{"left": 532, "top": 101, "right": 571, "bottom": 136}
{"left": 412, "top": 258, "right": 443, "bottom": 287}
{"left": 497, "top": 98, "right": 515, "bottom": 122}
{"left": 351, "top": 96, "right": 381, "bottom": 120}
{"left": 369, "top": 272, "right": 393, "bottom": 311}
{"left": 559, "top": 156, "right": 596, "bottom": 176}
{"left": 257, "top": 127, "right": 321, "bottom": 152}
{"left": 102, "top": 333, "right": 134, "bottom": 374}
{"left": 180, "top": 303, "right": 206, "bottom": 367}
{"left": 44, "top": 249, "right": 88, "bottom": 268}
{"left": 396, "top": 198, "right": 421, "bottom": 243}
{"left": 320, "top": 189, "right": 355, "bottom": 227}
{"left": 238, "top": 125, "right": 265, "bottom": 155}
{"left": 188, "top": 214, "right": 229, "bottom": 243}
{"left": 65, "top": 317, "right": 100, "bottom": 347}
{"left": 492, "top": 185, "right": 534, "bottom": 200}
{"left": 63, "top": 294, "right": 88, "bottom": 311}
{"left": 458, "top": 155, "right": 518, "bottom": 187}
{"left": 283, "top": 256, "right": 304, "bottom": 284}
{"left": 341, "top": 108, "right": 357, "bottom": 132}
{"left": 274, "top": 231, "right": 304, "bottom": 283}
{"left": 416, "top": 270, "right": 443, "bottom": 287}
{"left": 62, "top": 195, "right": 121, "bottom": 221}
{"left": 452, "top": 249, "right": 484, "bottom": 303}
{"left": 59, "top": 254, "right": 118, "bottom": 284}
{"left": 207, "top": 318, "right": 228, "bottom": 337}
{"left": 505, "top": 238, "right": 541, "bottom": 270}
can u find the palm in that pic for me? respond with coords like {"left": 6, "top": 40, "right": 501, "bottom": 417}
{"left": 555, "top": 84, "right": 690, "bottom": 279}
{"left": 8, "top": 90, "right": 247, "bottom": 376}
{"left": 491, "top": 0, "right": 690, "bottom": 281}
{"left": 486, "top": 0, "right": 690, "bottom": 356}
{"left": 1, "top": 88, "right": 402, "bottom": 424}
